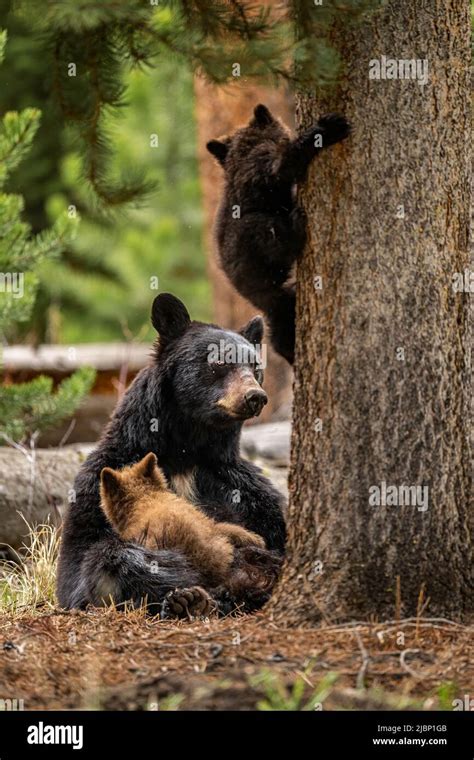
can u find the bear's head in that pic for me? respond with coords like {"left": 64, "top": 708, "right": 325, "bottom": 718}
{"left": 206, "top": 104, "right": 290, "bottom": 186}
{"left": 151, "top": 293, "right": 268, "bottom": 427}
{"left": 101, "top": 453, "right": 167, "bottom": 506}
{"left": 100, "top": 453, "right": 168, "bottom": 533}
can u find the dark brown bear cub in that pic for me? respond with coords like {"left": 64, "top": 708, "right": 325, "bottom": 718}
{"left": 100, "top": 452, "right": 265, "bottom": 589}
{"left": 207, "top": 104, "right": 351, "bottom": 364}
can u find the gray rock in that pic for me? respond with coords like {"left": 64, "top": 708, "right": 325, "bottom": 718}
{"left": 0, "top": 444, "right": 91, "bottom": 550}
{"left": 241, "top": 421, "right": 291, "bottom": 466}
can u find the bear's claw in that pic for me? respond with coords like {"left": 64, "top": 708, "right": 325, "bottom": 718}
{"left": 318, "top": 113, "right": 352, "bottom": 144}
{"left": 160, "top": 586, "right": 216, "bottom": 620}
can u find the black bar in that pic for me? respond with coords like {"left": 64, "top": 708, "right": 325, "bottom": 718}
{"left": 0, "top": 710, "right": 472, "bottom": 757}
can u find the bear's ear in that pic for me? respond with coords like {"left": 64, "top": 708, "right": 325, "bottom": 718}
{"left": 240, "top": 315, "right": 264, "bottom": 345}
{"left": 251, "top": 104, "right": 275, "bottom": 128}
{"left": 100, "top": 467, "right": 123, "bottom": 500}
{"left": 134, "top": 453, "right": 168, "bottom": 489}
{"left": 206, "top": 139, "right": 229, "bottom": 166}
{"left": 135, "top": 452, "right": 157, "bottom": 477}
{"left": 151, "top": 293, "right": 191, "bottom": 347}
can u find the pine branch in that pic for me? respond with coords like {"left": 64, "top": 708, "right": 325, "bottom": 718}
{"left": 0, "top": 109, "right": 41, "bottom": 188}
{"left": 0, "top": 367, "right": 96, "bottom": 442}
{"left": 0, "top": 30, "right": 94, "bottom": 443}
{"left": 11, "top": 0, "right": 384, "bottom": 210}
{"left": 51, "top": 24, "right": 156, "bottom": 209}
{"left": 0, "top": 28, "right": 6, "bottom": 64}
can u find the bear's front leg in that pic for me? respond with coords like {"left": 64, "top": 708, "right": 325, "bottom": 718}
{"left": 277, "top": 113, "right": 351, "bottom": 184}
{"left": 316, "top": 113, "right": 352, "bottom": 147}
{"left": 217, "top": 522, "right": 266, "bottom": 549}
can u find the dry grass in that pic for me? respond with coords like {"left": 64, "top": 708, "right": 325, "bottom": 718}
{"left": 0, "top": 525, "right": 472, "bottom": 711}
{"left": 0, "top": 521, "right": 59, "bottom": 614}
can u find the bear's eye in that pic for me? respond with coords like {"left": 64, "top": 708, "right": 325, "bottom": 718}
{"left": 208, "top": 359, "right": 227, "bottom": 374}
{"left": 255, "top": 368, "right": 264, "bottom": 384}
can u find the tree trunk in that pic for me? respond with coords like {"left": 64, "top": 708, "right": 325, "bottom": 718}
{"left": 269, "top": 0, "right": 472, "bottom": 624}
{"left": 194, "top": 78, "right": 294, "bottom": 421}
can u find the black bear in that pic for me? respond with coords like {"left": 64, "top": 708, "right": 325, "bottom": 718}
{"left": 207, "top": 104, "right": 351, "bottom": 364}
{"left": 57, "top": 293, "right": 286, "bottom": 617}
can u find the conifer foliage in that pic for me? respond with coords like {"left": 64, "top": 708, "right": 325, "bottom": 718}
{"left": 18, "top": 0, "right": 382, "bottom": 209}
{"left": 0, "top": 30, "right": 95, "bottom": 443}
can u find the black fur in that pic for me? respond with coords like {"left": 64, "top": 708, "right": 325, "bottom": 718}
{"left": 57, "top": 294, "right": 286, "bottom": 613}
{"left": 207, "top": 104, "right": 351, "bottom": 364}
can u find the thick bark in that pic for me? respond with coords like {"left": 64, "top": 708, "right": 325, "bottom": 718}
{"left": 269, "top": 0, "right": 472, "bottom": 623}
{"left": 194, "top": 78, "right": 294, "bottom": 421}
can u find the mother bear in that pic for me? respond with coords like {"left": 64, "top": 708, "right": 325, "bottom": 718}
{"left": 57, "top": 293, "right": 286, "bottom": 616}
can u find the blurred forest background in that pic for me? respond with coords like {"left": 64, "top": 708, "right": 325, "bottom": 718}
{"left": 0, "top": 0, "right": 302, "bottom": 443}
{"left": 0, "top": 0, "right": 471, "bottom": 710}
{"left": 3, "top": 0, "right": 426, "bottom": 444}
{"left": 1, "top": 0, "right": 209, "bottom": 347}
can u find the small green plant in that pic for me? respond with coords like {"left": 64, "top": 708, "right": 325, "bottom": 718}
{"left": 148, "top": 694, "right": 185, "bottom": 711}
{"left": 251, "top": 665, "right": 338, "bottom": 711}
{"left": 437, "top": 682, "right": 458, "bottom": 711}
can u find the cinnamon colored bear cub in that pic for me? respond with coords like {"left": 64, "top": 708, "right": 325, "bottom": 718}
{"left": 207, "top": 104, "right": 351, "bottom": 364}
{"left": 57, "top": 293, "right": 285, "bottom": 617}
{"left": 100, "top": 452, "right": 266, "bottom": 588}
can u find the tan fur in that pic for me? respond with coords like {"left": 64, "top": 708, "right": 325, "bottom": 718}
{"left": 169, "top": 469, "right": 198, "bottom": 504}
{"left": 216, "top": 369, "right": 263, "bottom": 417}
{"left": 100, "top": 453, "right": 265, "bottom": 585}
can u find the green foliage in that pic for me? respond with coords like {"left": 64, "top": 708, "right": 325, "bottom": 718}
{"left": 437, "top": 682, "right": 458, "bottom": 711}
{"left": 0, "top": 2, "right": 124, "bottom": 341}
{"left": 1, "top": 3, "right": 209, "bottom": 342}
{"left": 0, "top": 29, "right": 95, "bottom": 442}
{"left": 39, "top": 57, "right": 209, "bottom": 343}
{"left": 12, "top": 0, "right": 384, "bottom": 210}
{"left": 288, "top": 0, "right": 385, "bottom": 86}
{"left": 0, "top": 0, "right": 384, "bottom": 342}
{"left": 0, "top": 0, "right": 68, "bottom": 233}
{"left": 0, "top": 367, "right": 95, "bottom": 442}
{"left": 251, "top": 666, "right": 338, "bottom": 711}
{"left": 0, "top": 106, "right": 40, "bottom": 184}
{"left": 0, "top": 39, "right": 76, "bottom": 335}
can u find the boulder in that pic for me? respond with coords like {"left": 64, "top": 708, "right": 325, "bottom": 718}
{"left": 0, "top": 445, "right": 92, "bottom": 551}
{"left": 241, "top": 421, "right": 291, "bottom": 466}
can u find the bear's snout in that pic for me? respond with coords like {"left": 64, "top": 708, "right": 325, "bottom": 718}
{"left": 216, "top": 371, "right": 268, "bottom": 421}
{"left": 244, "top": 388, "right": 267, "bottom": 417}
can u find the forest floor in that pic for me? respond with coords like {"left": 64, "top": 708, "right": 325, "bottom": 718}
{"left": 0, "top": 607, "right": 472, "bottom": 711}
{"left": 0, "top": 426, "right": 471, "bottom": 712}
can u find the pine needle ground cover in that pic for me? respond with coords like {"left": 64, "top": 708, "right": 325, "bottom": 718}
{"left": 0, "top": 525, "right": 472, "bottom": 712}
{"left": 0, "top": 608, "right": 472, "bottom": 711}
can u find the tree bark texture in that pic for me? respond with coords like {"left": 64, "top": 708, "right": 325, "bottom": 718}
{"left": 269, "top": 0, "right": 472, "bottom": 623}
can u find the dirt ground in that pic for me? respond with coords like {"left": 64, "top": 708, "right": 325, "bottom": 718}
{"left": 0, "top": 609, "right": 472, "bottom": 711}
